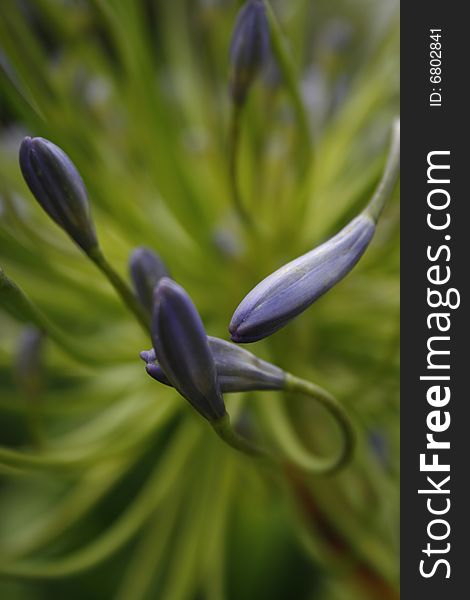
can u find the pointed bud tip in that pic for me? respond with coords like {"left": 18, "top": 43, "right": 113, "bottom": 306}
{"left": 153, "top": 276, "right": 180, "bottom": 302}
{"left": 228, "top": 321, "right": 243, "bottom": 343}
{"left": 229, "top": 0, "right": 270, "bottom": 105}
{"left": 229, "top": 214, "right": 376, "bottom": 342}
{"left": 19, "top": 136, "right": 32, "bottom": 150}
{"left": 129, "top": 247, "right": 169, "bottom": 313}
{"left": 229, "top": 322, "right": 269, "bottom": 344}
{"left": 129, "top": 246, "right": 155, "bottom": 264}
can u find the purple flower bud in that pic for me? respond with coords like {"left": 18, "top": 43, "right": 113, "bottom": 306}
{"left": 140, "top": 336, "right": 285, "bottom": 393}
{"left": 19, "top": 137, "right": 98, "bottom": 253}
{"left": 229, "top": 0, "right": 270, "bottom": 106}
{"left": 230, "top": 214, "right": 376, "bottom": 343}
{"left": 129, "top": 247, "right": 169, "bottom": 313}
{"left": 151, "top": 278, "right": 226, "bottom": 422}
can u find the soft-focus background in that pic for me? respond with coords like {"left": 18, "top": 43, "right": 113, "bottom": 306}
{"left": 0, "top": 1, "right": 399, "bottom": 598}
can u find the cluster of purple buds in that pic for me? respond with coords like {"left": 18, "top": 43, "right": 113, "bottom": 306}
{"left": 229, "top": 0, "right": 270, "bottom": 106}
{"left": 143, "top": 270, "right": 288, "bottom": 423}
{"left": 141, "top": 119, "right": 399, "bottom": 422}
{"left": 16, "top": 130, "right": 396, "bottom": 433}
{"left": 9, "top": 5, "right": 398, "bottom": 462}
{"left": 142, "top": 209, "right": 375, "bottom": 422}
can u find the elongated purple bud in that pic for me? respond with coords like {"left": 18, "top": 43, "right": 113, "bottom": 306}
{"left": 140, "top": 336, "right": 285, "bottom": 393}
{"left": 230, "top": 214, "right": 375, "bottom": 343}
{"left": 19, "top": 137, "right": 98, "bottom": 253}
{"left": 229, "top": 0, "right": 270, "bottom": 105}
{"left": 152, "top": 278, "right": 226, "bottom": 422}
{"left": 129, "top": 247, "right": 169, "bottom": 313}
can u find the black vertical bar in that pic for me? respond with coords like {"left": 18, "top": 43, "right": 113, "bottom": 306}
{"left": 401, "top": 3, "right": 468, "bottom": 597}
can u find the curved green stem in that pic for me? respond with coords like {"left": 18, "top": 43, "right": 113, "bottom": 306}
{"left": 228, "top": 104, "right": 254, "bottom": 228}
{"left": 212, "top": 413, "right": 268, "bottom": 459}
{"left": 364, "top": 118, "right": 400, "bottom": 223}
{"left": 87, "top": 247, "right": 150, "bottom": 333}
{"left": 212, "top": 375, "right": 355, "bottom": 473}
{"left": 5, "top": 460, "right": 130, "bottom": 560}
{"left": 0, "top": 268, "right": 101, "bottom": 365}
{"left": 0, "top": 424, "right": 200, "bottom": 579}
{"left": 285, "top": 373, "right": 356, "bottom": 474}
{"left": 0, "top": 399, "right": 175, "bottom": 472}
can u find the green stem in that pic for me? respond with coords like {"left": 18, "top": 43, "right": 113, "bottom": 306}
{"left": 228, "top": 104, "right": 255, "bottom": 228}
{"left": 88, "top": 247, "right": 150, "bottom": 333}
{"left": 0, "top": 268, "right": 99, "bottom": 365}
{"left": 26, "top": 400, "right": 44, "bottom": 451}
{"left": 212, "top": 413, "right": 268, "bottom": 459}
{"left": 280, "top": 373, "right": 356, "bottom": 474}
{"left": 212, "top": 374, "right": 355, "bottom": 473}
{"left": 364, "top": 119, "right": 400, "bottom": 223}
{"left": 264, "top": 0, "right": 312, "bottom": 169}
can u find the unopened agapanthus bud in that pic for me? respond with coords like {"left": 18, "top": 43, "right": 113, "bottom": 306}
{"left": 19, "top": 137, "right": 98, "bottom": 253}
{"left": 152, "top": 278, "right": 226, "bottom": 422}
{"left": 230, "top": 214, "right": 375, "bottom": 343}
{"left": 229, "top": 0, "right": 270, "bottom": 106}
{"left": 140, "top": 336, "right": 285, "bottom": 393}
{"left": 129, "top": 247, "right": 169, "bottom": 313}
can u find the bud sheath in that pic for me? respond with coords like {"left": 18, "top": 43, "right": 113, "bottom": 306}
{"left": 141, "top": 336, "right": 285, "bottom": 393}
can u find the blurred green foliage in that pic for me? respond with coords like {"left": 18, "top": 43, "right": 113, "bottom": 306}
{"left": 0, "top": 0, "right": 399, "bottom": 598}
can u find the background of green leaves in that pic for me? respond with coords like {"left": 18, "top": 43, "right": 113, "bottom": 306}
{"left": 0, "top": 0, "right": 399, "bottom": 598}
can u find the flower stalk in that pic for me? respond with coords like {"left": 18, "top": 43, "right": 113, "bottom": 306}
{"left": 144, "top": 294, "right": 355, "bottom": 471}
{"left": 88, "top": 246, "right": 150, "bottom": 333}
{"left": 228, "top": 103, "right": 254, "bottom": 227}
{"left": 283, "top": 373, "right": 356, "bottom": 474}
{"left": 363, "top": 119, "right": 400, "bottom": 223}
{"left": 212, "top": 413, "right": 267, "bottom": 458}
